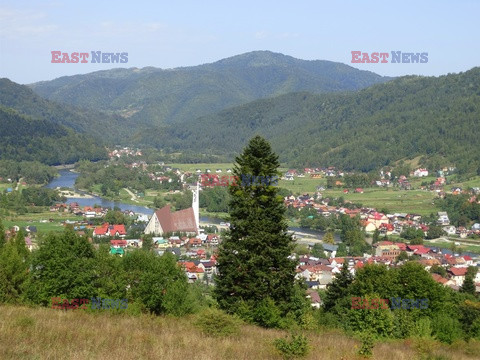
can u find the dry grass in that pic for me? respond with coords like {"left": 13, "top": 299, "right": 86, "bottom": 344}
{"left": 1, "top": 305, "right": 479, "bottom": 360}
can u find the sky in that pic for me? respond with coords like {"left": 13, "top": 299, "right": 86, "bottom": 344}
{"left": 1, "top": 0, "right": 479, "bottom": 84}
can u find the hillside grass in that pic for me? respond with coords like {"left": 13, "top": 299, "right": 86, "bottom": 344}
{"left": 1, "top": 212, "right": 79, "bottom": 233}
{"left": 1, "top": 305, "right": 479, "bottom": 360}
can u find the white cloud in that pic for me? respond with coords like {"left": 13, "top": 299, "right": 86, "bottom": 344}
{"left": 254, "top": 31, "right": 268, "bottom": 40}
{"left": 0, "top": 7, "right": 58, "bottom": 38}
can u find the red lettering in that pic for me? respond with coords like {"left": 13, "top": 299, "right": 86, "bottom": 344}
{"left": 370, "top": 52, "right": 379, "bottom": 63}
{"left": 79, "top": 53, "right": 89, "bottom": 63}
{"left": 51, "top": 51, "right": 62, "bottom": 63}
{"left": 71, "top": 52, "right": 79, "bottom": 63}
{"left": 51, "top": 297, "right": 62, "bottom": 309}
{"left": 351, "top": 297, "right": 361, "bottom": 309}
{"left": 61, "top": 53, "right": 70, "bottom": 63}
{"left": 379, "top": 52, "right": 389, "bottom": 63}
{"left": 351, "top": 51, "right": 361, "bottom": 63}
{"left": 79, "top": 298, "right": 89, "bottom": 310}
{"left": 369, "top": 298, "right": 379, "bottom": 309}
{"left": 361, "top": 53, "right": 370, "bottom": 63}
{"left": 220, "top": 175, "right": 229, "bottom": 187}
{"left": 70, "top": 298, "right": 79, "bottom": 310}
{"left": 230, "top": 176, "right": 239, "bottom": 186}
{"left": 380, "top": 299, "right": 388, "bottom": 309}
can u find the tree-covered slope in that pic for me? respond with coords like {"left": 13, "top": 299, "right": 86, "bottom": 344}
{"left": 143, "top": 67, "right": 480, "bottom": 173}
{"left": 0, "top": 78, "right": 136, "bottom": 141}
{"left": 29, "top": 51, "right": 391, "bottom": 126}
{"left": 0, "top": 106, "right": 107, "bottom": 165}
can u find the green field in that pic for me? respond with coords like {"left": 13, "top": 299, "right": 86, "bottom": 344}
{"left": 1, "top": 212, "right": 80, "bottom": 234}
{"left": 278, "top": 177, "right": 326, "bottom": 194}
{"left": 428, "top": 240, "right": 480, "bottom": 255}
{"left": 322, "top": 188, "right": 439, "bottom": 215}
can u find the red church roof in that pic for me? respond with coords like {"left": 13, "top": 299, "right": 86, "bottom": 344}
{"left": 154, "top": 205, "right": 197, "bottom": 234}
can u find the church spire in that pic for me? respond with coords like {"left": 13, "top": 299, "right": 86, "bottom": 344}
{"left": 192, "top": 182, "right": 200, "bottom": 232}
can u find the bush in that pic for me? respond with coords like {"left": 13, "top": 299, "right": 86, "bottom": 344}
{"left": 194, "top": 308, "right": 241, "bottom": 337}
{"left": 274, "top": 333, "right": 310, "bottom": 359}
{"left": 432, "top": 313, "right": 463, "bottom": 344}
{"left": 358, "top": 332, "right": 374, "bottom": 357}
{"left": 252, "top": 297, "right": 283, "bottom": 328}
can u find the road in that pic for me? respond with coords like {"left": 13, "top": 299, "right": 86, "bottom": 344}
{"left": 123, "top": 188, "right": 138, "bottom": 202}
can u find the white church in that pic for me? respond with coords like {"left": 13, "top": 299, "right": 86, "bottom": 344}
{"left": 144, "top": 183, "right": 200, "bottom": 236}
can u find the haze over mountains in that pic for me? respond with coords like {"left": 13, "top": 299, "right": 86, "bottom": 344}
{"left": 1, "top": 51, "right": 479, "bottom": 173}
{"left": 29, "top": 51, "right": 391, "bottom": 126}
{"left": 151, "top": 68, "right": 480, "bottom": 173}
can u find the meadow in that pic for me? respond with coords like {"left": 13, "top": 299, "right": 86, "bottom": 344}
{"left": 1, "top": 305, "right": 479, "bottom": 360}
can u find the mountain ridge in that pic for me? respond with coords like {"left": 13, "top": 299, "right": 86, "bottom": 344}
{"left": 28, "top": 51, "right": 392, "bottom": 125}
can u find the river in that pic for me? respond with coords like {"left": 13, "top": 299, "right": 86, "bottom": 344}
{"left": 45, "top": 170, "right": 154, "bottom": 216}
{"left": 45, "top": 170, "right": 333, "bottom": 240}
{"left": 43, "top": 171, "right": 478, "bottom": 255}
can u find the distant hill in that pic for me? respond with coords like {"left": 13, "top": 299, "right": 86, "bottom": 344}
{"left": 143, "top": 67, "right": 480, "bottom": 174}
{"left": 0, "top": 78, "right": 135, "bottom": 141}
{"left": 0, "top": 106, "right": 107, "bottom": 165}
{"left": 29, "top": 51, "right": 392, "bottom": 126}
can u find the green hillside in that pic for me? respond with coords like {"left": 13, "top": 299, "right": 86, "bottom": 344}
{"left": 144, "top": 67, "right": 480, "bottom": 174}
{"left": 0, "top": 106, "right": 107, "bottom": 165}
{"left": 29, "top": 51, "right": 391, "bottom": 126}
{"left": 0, "top": 78, "right": 136, "bottom": 142}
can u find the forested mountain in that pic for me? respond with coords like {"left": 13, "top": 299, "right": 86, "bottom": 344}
{"left": 141, "top": 67, "right": 480, "bottom": 174}
{"left": 0, "top": 78, "right": 135, "bottom": 141}
{"left": 29, "top": 51, "right": 391, "bottom": 125}
{"left": 0, "top": 106, "right": 107, "bottom": 165}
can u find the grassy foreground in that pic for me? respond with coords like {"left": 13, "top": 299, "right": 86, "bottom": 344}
{"left": 1, "top": 305, "right": 479, "bottom": 360}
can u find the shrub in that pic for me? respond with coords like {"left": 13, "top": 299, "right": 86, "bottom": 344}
{"left": 432, "top": 313, "right": 463, "bottom": 344}
{"left": 252, "top": 297, "right": 283, "bottom": 328}
{"left": 194, "top": 308, "right": 241, "bottom": 337}
{"left": 358, "top": 331, "right": 374, "bottom": 357}
{"left": 274, "top": 333, "right": 310, "bottom": 359}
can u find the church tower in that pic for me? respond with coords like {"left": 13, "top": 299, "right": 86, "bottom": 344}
{"left": 192, "top": 182, "right": 200, "bottom": 232}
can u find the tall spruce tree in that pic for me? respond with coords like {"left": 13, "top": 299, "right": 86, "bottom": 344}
{"left": 0, "top": 219, "right": 6, "bottom": 250}
{"left": 460, "top": 267, "right": 477, "bottom": 295}
{"left": 323, "top": 261, "right": 353, "bottom": 311}
{"left": 215, "top": 136, "right": 298, "bottom": 321}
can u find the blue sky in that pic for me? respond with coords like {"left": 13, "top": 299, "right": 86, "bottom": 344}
{"left": 0, "top": 0, "right": 479, "bottom": 84}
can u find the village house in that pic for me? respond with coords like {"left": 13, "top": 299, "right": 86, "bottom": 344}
{"left": 367, "top": 212, "right": 389, "bottom": 229}
{"left": 93, "top": 223, "right": 127, "bottom": 238}
{"left": 374, "top": 241, "right": 401, "bottom": 260}
{"left": 448, "top": 267, "right": 468, "bottom": 286}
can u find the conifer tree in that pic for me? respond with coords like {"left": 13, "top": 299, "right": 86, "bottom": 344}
{"left": 460, "top": 267, "right": 477, "bottom": 295}
{"left": 215, "top": 136, "right": 298, "bottom": 320}
{"left": 0, "top": 239, "right": 29, "bottom": 303}
{"left": 0, "top": 219, "right": 6, "bottom": 250}
{"left": 323, "top": 261, "right": 353, "bottom": 311}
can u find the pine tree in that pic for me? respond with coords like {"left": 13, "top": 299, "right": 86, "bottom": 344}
{"left": 336, "top": 243, "right": 347, "bottom": 257}
{"left": 215, "top": 136, "right": 297, "bottom": 320}
{"left": 460, "top": 267, "right": 477, "bottom": 295}
{"left": 323, "top": 261, "right": 353, "bottom": 311}
{"left": 0, "top": 219, "right": 6, "bottom": 250}
{"left": 372, "top": 229, "right": 380, "bottom": 244}
{"left": 0, "top": 240, "right": 29, "bottom": 303}
{"left": 14, "top": 229, "right": 29, "bottom": 261}
{"left": 311, "top": 243, "right": 326, "bottom": 258}
{"left": 142, "top": 234, "right": 153, "bottom": 252}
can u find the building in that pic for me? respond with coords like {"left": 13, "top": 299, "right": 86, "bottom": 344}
{"left": 144, "top": 183, "right": 199, "bottom": 236}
